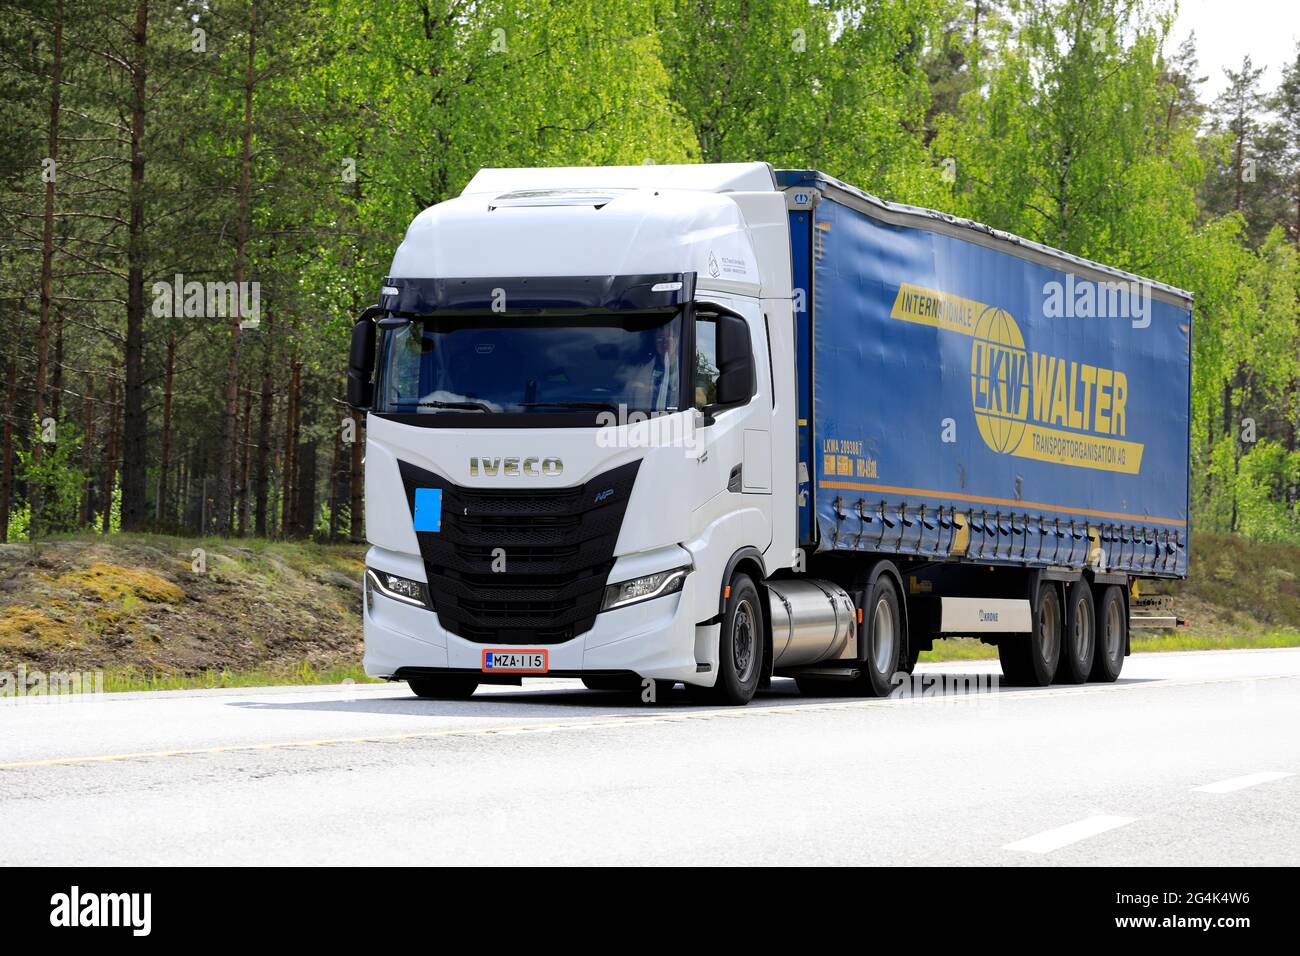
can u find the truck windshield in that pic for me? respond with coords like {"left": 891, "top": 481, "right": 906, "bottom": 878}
{"left": 375, "top": 311, "right": 687, "bottom": 416}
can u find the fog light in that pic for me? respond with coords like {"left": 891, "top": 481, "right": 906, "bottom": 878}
{"left": 365, "top": 568, "right": 432, "bottom": 609}
{"left": 601, "top": 566, "right": 690, "bottom": 612}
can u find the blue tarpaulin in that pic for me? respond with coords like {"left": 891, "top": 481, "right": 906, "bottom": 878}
{"left": 778, "top": 170, "right": 1191, "bottom": 578}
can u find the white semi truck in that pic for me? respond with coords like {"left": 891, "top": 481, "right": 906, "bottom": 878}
{"left": 348, "top": 162, "right": 1192, "bottom": 705}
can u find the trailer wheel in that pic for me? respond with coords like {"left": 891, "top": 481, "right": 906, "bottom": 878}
{"left": 998, "top": 581, "right": 1061, "bottom": 686}
{"left": 1057, "top": 581, "right": 1095, "bottom": 684}
{"left": 408, "top": 676, "right": 478, "bottom": 700}
{"left": 691, "top": 573, "right": 763, "bottom": 705}
{"left": 1089, "top": 585, "right": 1127, "bottom": 683}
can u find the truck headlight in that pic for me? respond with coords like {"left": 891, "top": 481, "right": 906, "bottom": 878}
{"left": 601, "top": 566, "right": 690, "bottom": 612}
{"left": 365, "top": 568, "right": 432, "bottom": 609}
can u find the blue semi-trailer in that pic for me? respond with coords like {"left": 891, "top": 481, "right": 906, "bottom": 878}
{"left": 348, "top": 163, "right": 1192, "bottom": 703}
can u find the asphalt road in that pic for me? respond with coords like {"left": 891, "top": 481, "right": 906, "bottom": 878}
{"left": 2, "top": 648, "right": 1298, "bottom": 865}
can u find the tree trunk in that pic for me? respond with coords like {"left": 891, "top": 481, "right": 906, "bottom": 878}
{"left": 0, "top": 351, "right": 16, "bottom": 542}
{"left": 33, "top": 0, "right": 64, "bottom": 534}
{"left": 281, "top": 359, "right": 301, "bottom": 535}
{"left": 80, "top": 373, "right": 94, "bottom": 527}
{"left": 294, "top": 438, "right": 317, "bottom": 538}
{"left": 51, "top": 309, "right": 64, "bottom": 422}
{"left": 238, "top": 385, "right": 253, "bottom": 535}
{"left": 103, "top": 365, "right": 120, "bottom": 534}
{"left": 255, "top": 362, "right": 273, "bottom": 536}
{"left": 216, "top": 0, "right": 258, "bottom": 536}
{"left": 228, "top": 383, "right": 243, "bottom": 529}
{"left": 328, "top": 412, "right": 342, "bottom": 541}
{"left": 179, "top": 456, "right": 189, "bottom": 531}
{"left": 157, "top": 333, "right": 175, "bottom": 525}
{"left": 120, "top": 0, "right": 150, "bottom": 529}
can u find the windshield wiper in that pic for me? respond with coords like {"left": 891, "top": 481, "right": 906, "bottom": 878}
{"left": 517, "top": 401, "right": 619, "bottom": 411}
{"left": 410, "top": 399, "right": 493, "bottom": 412}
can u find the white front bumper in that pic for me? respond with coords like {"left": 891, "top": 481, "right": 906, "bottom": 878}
{"left": 363, "top": 572, "right": 718, "bottom": 686}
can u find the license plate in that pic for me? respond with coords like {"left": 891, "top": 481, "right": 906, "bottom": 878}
{"left": 481, "top": 649, "right": 549, "bottom": 673}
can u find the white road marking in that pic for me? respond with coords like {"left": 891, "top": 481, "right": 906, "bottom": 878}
{"left": 1003, "top": 815, "right": 1137, "bottom": 854}
{"left": 1192, "top": 771, "right": 1294, "bottom": 793}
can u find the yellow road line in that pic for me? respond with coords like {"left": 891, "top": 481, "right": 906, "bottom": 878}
{"left": 0, "top": 672, "right": 1294, "bottom": 771}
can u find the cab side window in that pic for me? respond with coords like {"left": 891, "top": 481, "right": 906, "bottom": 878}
{"left": 695, "top": 315, "right": 720, "bottom": 407}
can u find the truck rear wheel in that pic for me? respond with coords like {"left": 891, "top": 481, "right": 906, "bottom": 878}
{"left": 1089, "top": 585, "right": 1127, "bottom": 682}
{"left": 854, "top": 574, "right": 903, "bottom": 696}
{"left": 1057, "top": 581, "right": 1095, "bottom": 684}
{"left": 998, "top": 581, "right": 1061, "bottom": 686}
{"left": 691, "top": 573, "right": 763, "bottom": 705}
{"left": 408, "top": 676, "right": 478, "bottom": 700}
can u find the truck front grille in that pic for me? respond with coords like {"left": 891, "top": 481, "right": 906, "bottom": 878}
{"left": 397, "top": 459, "right": 640, "bottom": 643}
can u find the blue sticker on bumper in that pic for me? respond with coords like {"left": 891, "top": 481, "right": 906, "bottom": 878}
{"left": 413, "top": 488, "right": 442, "bottom": 532}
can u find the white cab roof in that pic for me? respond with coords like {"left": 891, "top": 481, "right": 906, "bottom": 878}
{"left": 388, "top": 164, "right": 787, "bottom": 296}
{"left": 462, "top": 162, "right": 777, "bottom": 196}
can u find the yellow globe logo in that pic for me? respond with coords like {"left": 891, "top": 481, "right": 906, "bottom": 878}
{"left": 970, "top": 305, "right": 1029, "bottom": 454}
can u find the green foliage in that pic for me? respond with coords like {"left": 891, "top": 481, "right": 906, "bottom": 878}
{"left": 3, "top": 0, "right": 1300, "bottom": 549}
{"left": 1234, "top": 442, "right": 1300, "bottom": 543}
{"left": 5, "top": 505, "right": 30, "bottom": 544}
{"left": 15, "top": 421, "right": 86, "bottom": 536}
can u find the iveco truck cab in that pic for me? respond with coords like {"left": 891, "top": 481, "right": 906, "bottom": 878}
{"left": 351, "top": 163, "right": 799, "bottom": 704}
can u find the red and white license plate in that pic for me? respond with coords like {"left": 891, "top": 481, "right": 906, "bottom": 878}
{"left": 481, "top": 649, "right": 549, "bottom": 673}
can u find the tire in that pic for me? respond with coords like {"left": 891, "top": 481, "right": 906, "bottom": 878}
{"left": 1089, "top": 584, "right": 1127, "bottom": 682}
{"left": 852, "top": 574, "right": 904, "bottom": 696}
{"left": 998, "top": 580, "right": 1062, "bottom": 686}
{"left": 695, "top": 573, "right": 764, "bottom": 705}
{"left": 1057, "top": 580, "right": 1095, "bottom": 684}
{"left": 408, "top": 675, "right": 478, "bottom": 700}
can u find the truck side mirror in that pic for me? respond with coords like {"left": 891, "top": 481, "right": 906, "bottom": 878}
{"left": 714, "top": 312, "right": 755, "bottom": 406}
{"left": 347, "top": 315, "right": 377, "bottom": 409}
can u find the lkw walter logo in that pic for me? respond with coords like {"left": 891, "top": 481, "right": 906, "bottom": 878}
{"left": 889, "top": 283, "right": 1145, "bottom": 475}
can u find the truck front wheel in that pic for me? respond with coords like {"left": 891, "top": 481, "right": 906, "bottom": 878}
{"left": 690, "top": 573, "right": 764, "bottom": 705}
{"left": 998, "top": 581, "right": 1061, "bottom": 686}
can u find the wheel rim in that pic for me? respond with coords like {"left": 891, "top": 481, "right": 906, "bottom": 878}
{"left": 872, "top": 597, "right": 896, "bottom": 674}
{"left": 1072, "top": 597, "right": 1091, "bottom": 662}
{"left": 733, "top": 600, "right": 756, "bottom": 682}
{"left": 1038, "top": 594, "right": 1058, "bottom": 665}
{"left": 1105, "top": 598, "right": 1123, "bottom": 657}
